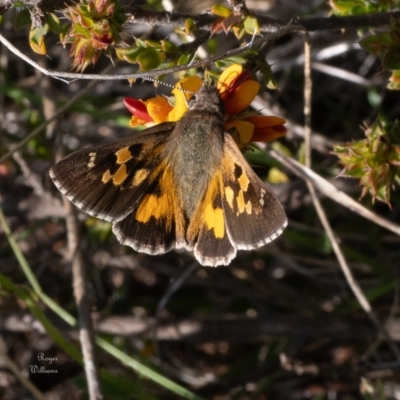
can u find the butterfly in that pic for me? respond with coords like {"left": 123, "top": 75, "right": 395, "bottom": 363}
{"left": 49, "top": 83, "right": 287, "bottom": 266}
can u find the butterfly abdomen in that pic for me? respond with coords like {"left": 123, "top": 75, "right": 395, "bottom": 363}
{"left": 165, "top": 105, "right": 225, "bottom": 218}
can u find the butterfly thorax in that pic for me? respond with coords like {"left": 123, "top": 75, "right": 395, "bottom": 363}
{"left": 164, "top": 85, "right": 225, "bottom": 218}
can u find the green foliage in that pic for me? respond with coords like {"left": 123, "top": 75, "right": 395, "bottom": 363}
{"left": 12, "top": 8, "right": 31, "bottom": 29}
{"left": 360, "top": 19, "right": 400, "bottom": 89}
{"left": 62, "top": 0, "right": 127, "bottom": 70}
{"left": 334, "top": 117, "right": 400, "bottom": 207}
{"left": 116, "top": 39, "right": 166, "bottom": 71}
{"left": 329, "top": 0, "right": 400, "bottom": 15}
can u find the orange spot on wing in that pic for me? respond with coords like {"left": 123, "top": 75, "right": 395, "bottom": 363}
{"left": 188, "top": 173, "right": 226, "bottom": 241}
{"left": 135, "top": 193, "right": 169, "bottom": 222}
{"left": 236, "top": 190, "right": 251, "bottom": 215}
{"left": 238, "top": 173, "right": 250, "bottom": 191}
{"left": 116, "top": 147, "right": 133, "bottom": 164}
{"left": 102, "top": 170, "right": 112, "bottom": 183}
{"left": 134, "top": 166, "right": 179, "bottom": 232}
{"left": 113, "top": 164, "right": 128, "bottom": 185}
{"left": 204, "top": 203, "right": 225, "bottom": 239}
{"left": 245, "top": 201, "right": 252, "bottom": 214}
{"left": 237, "top": 190, "right": 245, "bottom": 213}
{"left": 224, "top": 186, "right": 234, "bottom": 209}
{"left": 132, "top": 169, "right": 148, "bottom": 186}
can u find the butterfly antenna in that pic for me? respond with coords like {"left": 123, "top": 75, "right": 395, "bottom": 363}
{"left": 141, "top": 76, "right": 195, "bottom": 95}
{"left": 140, "top": 76, "right": 196, "bottom": 107}
{"left": 218, "top": 68, "right": 257, "bottom": 98}
{"left": 140, "top": 76, "right": 175, "bottom": 90}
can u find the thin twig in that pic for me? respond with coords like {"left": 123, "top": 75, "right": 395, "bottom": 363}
{"left": 269, "top": 150, "right": 400, "bottom": 237}
{"left": 62, "top": 198, "right": 103, "bottom": 400}
{"left": 0, "top": 25, "right": 303, "bottom": 82}
{"left": 303, "top": 36, "right": 312, "bottom": 166}
{"left": 311, "top": 62, "right": 374, "bottom": 87}
{"left": 51, "top": 111, "right": 103, "bottom": 398}
{"left": 301, "top": 32, "right": 400, "bottom": 359}
{"left": 124, "top": 8, "right": 400, "bottom": 32}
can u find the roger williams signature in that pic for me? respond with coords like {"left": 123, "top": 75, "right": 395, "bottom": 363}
{"left": 29, "top": 352, "right": 58, "bottom": 374}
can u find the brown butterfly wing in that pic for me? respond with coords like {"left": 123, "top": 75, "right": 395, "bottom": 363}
{"left": 186, "top": 173, "right": 236, "bottom": 266}
{"left": 112, "top": 163, "right": 188, "bottom": 255}
{"left": 50, "top": 123, "right": 175, "bottom": 222}
{"left": 50, "top": 122, "right": 188, "bottom": 254}
{"left": 220, "top": 133, "right": 287, "bottom": 250}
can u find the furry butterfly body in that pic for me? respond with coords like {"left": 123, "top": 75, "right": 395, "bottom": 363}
{"left": 50, "top": 85, "right": 287, "bottom": 266}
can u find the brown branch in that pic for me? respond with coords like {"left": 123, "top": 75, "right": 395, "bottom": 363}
{"left": 62, "top": 198, "right": 103, "bottom": 400}
{"left": 126, "top": 8, "right": 400, "bottom": 32}
{"left": 296, "top": 11, "right": 400, "bottom": 31}
{"left": 0, "top": 24, "right": 304, "bottom": 82}
{"left": 2, "top": 0, "right": 400, "bottom": 33}
{"left": 125, "top": 6, "right": 216, "bottom": 29}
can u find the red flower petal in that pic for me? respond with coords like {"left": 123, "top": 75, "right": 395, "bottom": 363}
{"left": 123, "top": 98, "right": 153, "bottom": 122}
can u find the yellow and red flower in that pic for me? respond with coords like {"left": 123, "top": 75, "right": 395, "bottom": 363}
{"left": 123, "top": 64, "right": 286, "bottom": 147}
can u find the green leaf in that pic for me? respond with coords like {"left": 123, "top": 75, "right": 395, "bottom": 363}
{"left": 136, "top": 48, "right": 163, "bottom": 71}
{"left": 161, "top": 40, "right": 179, "bottom": 53}
{"left": 29, "top": 23, "right": 49, "bottom": 55}
{"left": 211, "top": 4, "right": 232, "bottom": 17}
{"left": 46, "top": 12, "right": 66, "bottom": 34}
{"left": 244, "top": 16, "right": 260, "bottom": 35}
{"left": 115, "top": 46, "right": 143, "bottom": 63}
{"left": 13, "top": 8, "right": 31, "bottom": 30}
{"left": 177, "top": 52, "right": 192, "bottom": 66}
{"left": 184, "top": 18, "right": 196, "bottom": 34}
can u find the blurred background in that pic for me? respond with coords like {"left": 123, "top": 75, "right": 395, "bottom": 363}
{"left": 1, "top": 0, "right": 400, "bottom": 399}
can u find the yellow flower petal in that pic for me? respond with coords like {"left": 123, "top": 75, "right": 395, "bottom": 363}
{"left": 225, "top": 80, "right": 260, "bottom": 115}
{"left": 146, "top": 96, "right": 173, "bottom": 123}
{"left": 168, "top": 76, "right": 203, "bottom": 122}
{"left": 253, "top": 129, "right": 286, "bottom": 142}
{"left": 225, "top": 120, "right": 254, "bottom": 147}
{"left": 246, "top": 115, "right": 286, "bottom": 142}
{"left": 217, "top": 64, "right": 243, "bottom": 94}
{"left": 129, "top": 116, "right": 152, "bottom": 128}
{"left": 246, "top": 115, "right": 286, "bottom": 128}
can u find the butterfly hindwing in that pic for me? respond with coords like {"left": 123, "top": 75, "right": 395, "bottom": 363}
{"left": 50, "top": 122, "right": 175, "bottom": 222}
{"left": 187, "top": 173, "right": 236, "bottom": 266}
{"left": 112, "top": 163, "right": 187, "bottom": 255}
{"left": 221, "top": 133, "right": 287, "bottom": 250}
{"left": 185, "top": 134, "right": 287, "bottom": 266}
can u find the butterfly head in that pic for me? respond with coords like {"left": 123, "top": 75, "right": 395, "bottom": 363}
{"left": 187, "top": 84, "right": 225, "bottom": 115}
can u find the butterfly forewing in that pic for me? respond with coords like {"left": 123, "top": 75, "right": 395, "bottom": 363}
{"left": 50, "top": 123, "right": 175, "bottom": 222}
